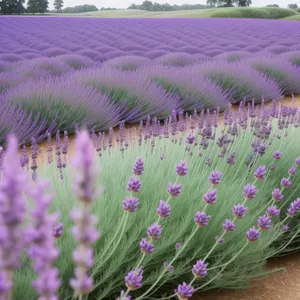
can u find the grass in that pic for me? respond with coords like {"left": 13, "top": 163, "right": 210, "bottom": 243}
{"left": 40, "top": 7, "right": 300, "bottom": 19}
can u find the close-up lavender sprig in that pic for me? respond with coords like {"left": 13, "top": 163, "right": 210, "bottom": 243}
{"left": 0, "top": 135, "right": 27, "bottom": 299}
{"left": 70, "top": 130, "right": 100, "bottom": 299}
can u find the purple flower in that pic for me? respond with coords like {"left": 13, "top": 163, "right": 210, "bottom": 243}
{"left": 70, "top": 268, "right": 93, "bottom": 295}
{"left": 273, "top": 151, "right": 282, "bottom": 160}
{"left": 246, "top": 227, "right": 260, "bottom": 242}
{"left": 208, "top": 170, "right": 222, "bottom": 185}
{"left": 203, "top": 190, "right": 218, "bottom": 204}
{"left": 267, "top": 206, "right": 280, "bottom": 217}
{"left": 288, "top": 165, "right": 297, "bottom": 176}
{"left": 272, "top": 188, "right": 284, "bottom": 202}
{"left": 167, "top": 183, "right": 182, "bottom": 198}
{"left": 287, "top": 198, "right": 300, "bottom": 216}
{"left": 258, "top": 215, "right": 272, "bottom": 230}
{"left": 72, "top": 131, "right": 99, "bottom": 203}
{"left": 232, "top": 204, "right": 248, "bottom": 219}
{"left": 127, "top": 177, "right": 142, "bottom": 193}
{"left": 133, "top": 158, "right": 144, "bottom": 176}
{"left": 117, "top": 290, "right": 131, "bottom": 300}
{"left": 176, "top": 282, "right": 194, "bottom": 300}
{"left": 175, "top": 242, "right": 181, "bottom": 249}
{"left": 243, "top": 184, "right": 258, "bottom": 200}
{"left": 227, "top": 152, "right": 236, "bottom": 165}
{"left": 222, "top": 219, "right": 236, "bottom": 232}
{"left": 163, "top": 261, "right": 174, "bottom": 272}
{"left": 176, "top": 161, "right": 188, "bottom": 176}
{"left": 156, "top": 200, "right": 171, "bottom": 218}
{"left": 283, "top": 225, "right": 290, "bottom": 231}
{"left": 186, "top": 134, "right": 195, "bottom": 145}
{"left": 0, "top": 271, "right": 12, "bottom": 293}
{"left": 123, "top": 197, "right": 139, "bottom": 212}
{"left": 52, "top": 223, "right": 64, "bottom": 239}
{"left": 194, "top": 212, "right": 211, "bottom": 227}
{"left": 269, "top": 164, "right": 276, "bottom": 171}
{"left": 140, "top": 238, "right": 155, "bottom": 254}
{"left": 254, "top": 165, "right": 267, "bottom": 181}
{"left": 70, "top": 131, "right": 100, "bottom": 297}
{"left": 0, "top": 135, "right": 27, "bottom": 294}
{"left": 281, "top": 178, "right": 292, "bottom": 188}
{"left": 192, "top": 260, "right": 208, "bottom": 278}
{"left": 26, "top": 180, "right": 61, "bottom": 300}
{"left": 125, "top": 267, "right": 143, "bottom": 291}
{"left": 147, "top": 224, "right": 162, "bottom": 240}
{"left": 295, "top": 157, "right": 300, "bottom": 165}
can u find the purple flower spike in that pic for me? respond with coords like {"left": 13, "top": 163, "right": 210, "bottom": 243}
{"left": 192, "top": 260, "right": 208, "bottom": 278}
{"left": 258, "top": 215, "right": 272, "bottom": 230}
{"left": 208, "top": 170, "right": 222, "bottom": 185}
{"left": 156, "top": 200, "right": 171, "bottom": 218}
{"left": 270, "top": 164, "right": 276, "bottom": 171}
{"left": 272, "top": 188, "right": 284, "bottom": 202}
{"left": 281, "top": 178, "right": 292, "bottom": 188}
{"left": 222, "top": 219, "right": 236, "bottom": 232}
{"left": 117, "top": 290, "right": 131, "bottom": 300}
{"left": 163, "top": 261, "right": 174, "bottom": 272}
{"left": 254, "top": 165, "right": 267, "bottom": 181}
{"left": 176, "top": 161, "right": 188, "bottom": 176}
{"left": 288, "top": 165, "right": 297, "bottom": 176}
{"left": 127, "top": 177, "right": 142, "bottom": 193}
{"left": 167, "top": 183, "right": 182, "bottom": 198}
{"left": 267, "top": 206, "right": 280, "bottom": 217}
{"left": 140, "top": 238, "right": 155, "bottom": 254}
{"left": 232, "top": 204, "right": 248, "bottom": 219}
{"left": 147, "top": 224, "right": 162, "bottom": 240}
{"left": 125, "top": 267, "right": 143, "bottom": 291}
{"left": 186, "top": 134, "right": 195, "bottom": 145}
{"left": 0, "top": 271, "right": 12, "bottom": 293}
{"left": 287, "top": 198, "right": 300, "bottom": 216}
{"left": 283, "top": 225, "right": 290, "bottom": 232}
{"left": 246, "top": 227, "right": 260, "bottom": 242}
{"left": 243, "top": 184, "right": 258, "bottom": 200}
{"left": 52, "top": 223, "right": 64, "bottom": 239}
{"left": 123, "top": 197, "right": 139, "bottom": 212}
{"left": 295, "top": 157, "right": 300, "bottom": 165}
{"left": 203, "top": 190, "right": 218, "bottom": 204}
{"left": 0, "top": 135, "right": 27, "bottom": 294}
{"left": 273, "top": 151, "right": 282, "bottom": 160}
{"left": 176, "top": 282, "right": 194, "bottom": 300}
{"left": 194, "top": 212, "right": 211, "bottom": 227}
{"left": 133, "top": 158, "right": 144, "bottom": 176}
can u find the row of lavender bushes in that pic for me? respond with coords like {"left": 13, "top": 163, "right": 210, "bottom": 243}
{"left": 0, "top": 53, "right": 300, "bottom": 145}
{"left": 1, "top": 100, "right": 300, "bottom": 299}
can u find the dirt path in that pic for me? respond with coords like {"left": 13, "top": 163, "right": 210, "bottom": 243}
{"left": 196, "top": 253, "right": 300, "bottom": 300}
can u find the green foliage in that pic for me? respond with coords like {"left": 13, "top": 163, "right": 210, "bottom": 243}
{"left": 26, "top": 0, "right": 49, "bottom": 14}
{"left": 0, "top": 0, "right": 25, "bottom": 15}
{"left": 62, "top": 4, "right": 98, "bottom": 13}
{"left": 208, "top": 7, "right": 298, "bottom": 18}
{"left": 53, "top": 0, "right": 63, "bottom": 12}
{"left": 13, "top": 119, "right": 300, "bottom": 299}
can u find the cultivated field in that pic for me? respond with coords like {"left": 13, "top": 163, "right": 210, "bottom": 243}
{"left": 1, "top": 14, "right": 300, "bottom": 300}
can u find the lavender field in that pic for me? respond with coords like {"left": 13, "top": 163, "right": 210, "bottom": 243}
{"left": 0, "top": 17, "right": 300, "bottom": 144}
{"left": 1, "top": 14, "right": 300, "bottom": 300}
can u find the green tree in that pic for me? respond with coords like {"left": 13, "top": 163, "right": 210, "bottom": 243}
{"left": 27, "top": 0, "right": 48, "bottom": 14}
{"left": 0, "top": 0, "right": 25, "bottom": 14}
{"left": 217, "top": 0, "right": 234, "bottom": 7}
{"left": 128, "top": 3, "right": 138, "bottom": 9}
{"left": 206, "top": 0, "right": 218, "bottom": 7}
{"left": 54, "top": 0, "right": 63, "bottom": 12}
{"left": 288, "top": 3, "right": 298, "bottom": 9}
{"left": 140, "top": 0, "right": 153, "bottom": 10}
{"left": 235, "top": 0, "right": 252, "bottom": 6}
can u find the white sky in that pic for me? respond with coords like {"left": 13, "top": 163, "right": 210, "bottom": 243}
{"left": 56, "top": 0, "right": 295, "bottom": 9}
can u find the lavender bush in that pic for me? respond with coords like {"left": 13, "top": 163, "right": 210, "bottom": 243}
{"left": 1, "top": 100, "right": 299, "bottom": 300}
